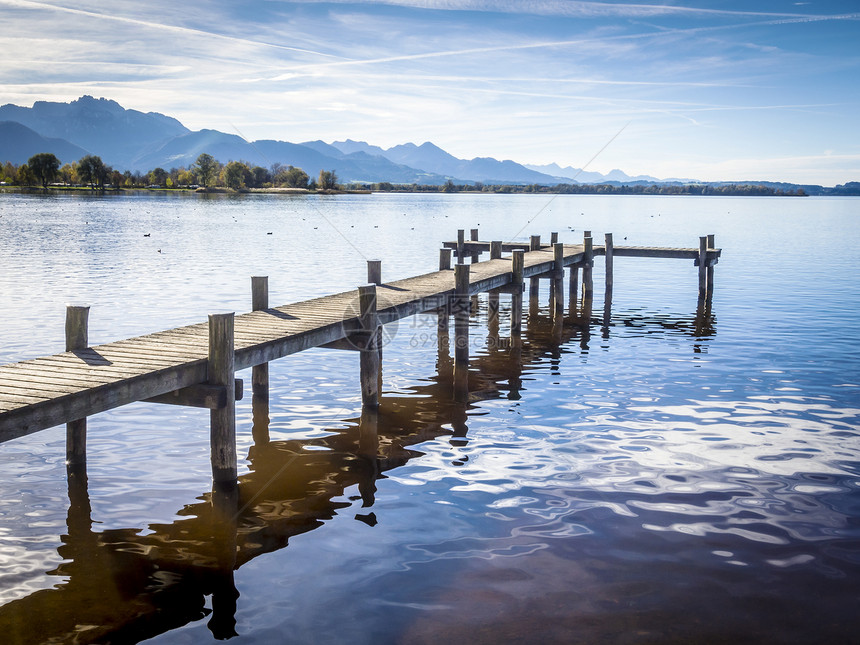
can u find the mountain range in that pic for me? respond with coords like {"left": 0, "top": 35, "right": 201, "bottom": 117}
{"left": 0, "top": 96, "right": 662, "bottom": 186}
{"left": 1, "top": 96, "right": 855, "bottom": 194}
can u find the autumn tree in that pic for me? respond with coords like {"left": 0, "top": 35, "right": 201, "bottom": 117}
{"left": 27, "top": 153, "right": 60, "bottom": 188}
{"left": 223, "top": 161, "right": 250, "bottom": 189}
{"left": 318, "top": 169, "right": 338, "bottom": 190}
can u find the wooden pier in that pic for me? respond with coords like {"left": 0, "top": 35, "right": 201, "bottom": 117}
{"left": 0, "top": 230, "right": 720, "bottom": 485}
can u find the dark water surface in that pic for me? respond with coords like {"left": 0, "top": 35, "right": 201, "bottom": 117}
{"left": 0, "top": 192, "right": 858, "bottom": 644}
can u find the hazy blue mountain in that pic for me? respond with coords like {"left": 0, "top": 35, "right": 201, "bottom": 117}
{"left": 0, "top": 121, "right": 89, "bottom": 165}
{"left": 132, "top": 129, "right": 260, "bottom": 170}
{"left": 524, "top": 162, "right": 663, "bottom": 184}
{"left": 332, "top": 140, "right": 562, "bottom": 184}
{"left": 0, "top": 96, "right": 188, "bottom": 169}
{"left": 299, "top": 140, "right": 346, "bottom": 158}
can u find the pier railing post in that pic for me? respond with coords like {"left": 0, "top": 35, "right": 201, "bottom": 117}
{"left": 529, "top": 235, "right": 541, "bottom": 313}
{"left": 439, "top": 248, "right": 452, "bottom": 271}
{"left": 470, "top": 228, "right": 480, "bottom": 263}
{"left": 550, "top": 232, "right": 558, "bottom": 245}
{"left": 511, "top": 250, "right": 524, "bottom": 339}
{"left": 367, "top": 259, "right": 382, "bottom": 285}
{"left": 209, "top": 312, "right": 237, "bottom": 483}
{"left": 457, "top": 229, "right": 465, "bottom": 265}
{"left": 488, "top": 241, "right": 502, "bottom": 330}
{"left": 358, "top": 285, "right": 380, "bottom": 409}
{"left": 603, "top": 233, "right": 614, "bottom": 331}
{"left": 65, "top": 304, "right": 90, "bottom": 467}
{"left": 251, "top": 276, "right": 270, "bottom": 445}
{"left": 698, "top": 236, "right": 708, "bottom": 303}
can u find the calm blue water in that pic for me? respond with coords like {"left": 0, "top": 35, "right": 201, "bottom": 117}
{"left": 0, "top": 191, "right": 858, "bottom": 644}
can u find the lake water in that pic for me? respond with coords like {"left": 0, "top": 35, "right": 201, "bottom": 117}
{"left": 0, "top": 191, "right": 858, "bottom": 644}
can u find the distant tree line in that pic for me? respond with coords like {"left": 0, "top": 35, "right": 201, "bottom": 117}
{"left": 360, "top": 181, "right": 809, "bottom": 197}
{"left": 0, "top": 152, "right": 340, "bottom": 191}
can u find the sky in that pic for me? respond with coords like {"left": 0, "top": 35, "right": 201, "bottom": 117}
{"left": 1, "top": 0, "right": 858, "bottom": 185}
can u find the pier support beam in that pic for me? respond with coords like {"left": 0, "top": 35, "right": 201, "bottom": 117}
{"left": 582, "top": 233, "right": 594, "bottom": 306}
{"left": 457, "top": 229, "right": 465, "bottom": 264}
{"left": 358, "top": 285, "right": 380, "bottom": 409}
{"left": 251, "top": 276, "right": 270, "bottom": 445}
{"left": 470, "top": 228, "right": 480, "bottom": 263}
{"left": 488, "top": 241, "right": 502, "bottom": 332}
{"left": 511, "top": 250, "right": 524, "bottom": 341}
{"left": 367, "top": 259, "right": 382, "bottom": 285}
{"left": 552, "top": 242, "right": 565, "bottom": 323}
{"left": 209, "top": 312, "right": 237, "bottom": 484}
{"left": 698, "top": 236, "right": 708, "bottom": 303}
{"left": 453, "top": 264, "right": 470, "bottom": 402}
{"left": 65, "top": 304, "right": 89, "bottom": 467}
{"left": 529, "top": 235, "right": 541, "bottom": 316}
{"left": 568, "top": 264, "right": 579, "bottom": 319}
{"left": 706, "top": 234, "right": 716, "bottom": 305}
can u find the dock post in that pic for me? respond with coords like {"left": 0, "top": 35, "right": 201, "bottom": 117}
{"left": 511, "top": 250, "right": 524, "bottom": 340}
{"left": 251, "top": 276, "right": 270, "bottom": 445}
{"left": 470, "top": 228, "right": 480, "bottom": 263}
{"left": 529, "top": 235, "right": 541, "bottom": 313}
{"left": 488, "top": 241, "right": 502, "bottom": 331}
{"left": 550, "top": 232, "right": 558, "bottom": 245}
{"left": 454, "top": 264, "right": 471, "bottom": 365}
{"left": 367, "top": 259, "right": 382, "bottom": 285}
{"left": 582, "top": 233, "right": 594, "bottom": 305}
{"left": 358, "top": 285, "right": 380, "bottom": 409}
{"left": 65, "top": 304, "right": 90, "bottom": 467}
{"left": 209, "top": 312, "right": 237, "bottom": 483}
{"left": 552, "top": 242, "right": 565, "bottom": 323}
{"left": 706, "top": 234, "right": 716, "bottom": 305}
{"left": 698, "top": 236, "right": 708, "bottom": 303}
{"left": 457, "top": 229, "right": 465, "bottom": 264}
{"left": 439, "top": 248, "right": 452, "bottom": 271}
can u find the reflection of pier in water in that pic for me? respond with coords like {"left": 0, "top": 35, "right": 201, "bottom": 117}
{"left": 0, "top": 297, "right": 715, "bottom": 644}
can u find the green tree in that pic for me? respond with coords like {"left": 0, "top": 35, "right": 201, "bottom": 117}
{"left": 318, "top": 169, "right": 338, "bottom": 190}
{"left": 27, "top": 153, "right": 60, "bottom": 189}
{"left": 149, "top": 167, "right": 168, "bottom": 187}
{"left": 193, "top": 153, "right": 218, "bottom": 187}
{"left": 280, "top": 165, "right": 309, "bottom": 188}
{"left": 78, "top": 155, "right": 108, "bottom": 188}
{"left": 16, "top": 163, "right": 34, "bottom": 186}
{"left": 250, "top": 166, "right": 269, "bottom": 188}
{"left": 223, "top": 161, "right": 250, "bottom": 189}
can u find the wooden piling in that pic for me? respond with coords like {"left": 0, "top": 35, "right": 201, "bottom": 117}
{"left": 488, "top": 241, "right": 502, "bottom": 328}
{"left": 568, "top": 264, "right": 579, "bottom": 318}
{"left": 698, "top": 236, "right": 708, "bottom": 302}
{"left": 490, "top": 241, "right": 502, "bottom": 260}
{"left": 550, "top": 231, "right": 558, "bottom": 245}
{"left": 65, "top": 305, "right": 89, "bottom": 466}
{"left": 529, "top": 234, "right": 541, "bottom": 309}
{"left": 457, "top": 229, "right": 465, "bottom": 264}
{"left": 604, "top": 233, "right": 614, "bottom": 292}
{"left": 583, "top": 234, "right": 594, "bottom": 303}
{"left": 367, "top": 259, "right": 382, "bottom": 285}
{"left": 511, "top": 250, "right": 524, "bottom": 339}
{"left": 552, "top": 242, "right": 565, "bottom": 322}
{"left": 454, "top": 264, "right": 470, "bottom": 365}
{"left": 208, "top": 312, "right": 236, "bottom": 483}
{"left": 439, "top": 248, "right": 452, "bottom": 271}
{"left": 251, "top": 277, "right": 270, "bottom": 445}
{"left": 358, "top": 285, "right": 380, "bottom": 409}
{"left": 470, "top": 228, "right": 480, "bottom": 263}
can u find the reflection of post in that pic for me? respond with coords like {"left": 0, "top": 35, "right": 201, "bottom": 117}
{"left": 358, "top": 285, "right": 380, "bottom": 409}
{"left": 209, "top": 313, "right": 237, "bottom": 484}
{"left": 208, "top": 482, "right": 239, "bottom": 640}
{"left": 65, "top": 304, "right": 89, "bottom": 467}
{"left": 454, "top": 264, "right": 470, "bottom": 402}
{"left": 251, "top": 277, "right": 270, "bottom": 446}
{"left": 568, "top": 264, "right": 579, "bottom": 319}
{"left": 603, "top": 233, "right": 613, "bottom": 335}
{"left": 511, "top": 250, "right": 524, "bottom": 342}
{"left": 357, "top": 407, "right": 380, "bottom": 508}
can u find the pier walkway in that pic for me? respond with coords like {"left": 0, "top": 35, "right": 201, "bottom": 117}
{"left": 0, "top": 230, "right": 720, "bottom": 483}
